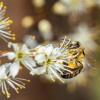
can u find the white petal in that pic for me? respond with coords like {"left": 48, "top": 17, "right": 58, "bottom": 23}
{"left": 2, "top": 52, "right": 16, "bottom": 60}
{"left": 45, "top": 44, "right": 53, "bottom": 56}
{"left": 30, "top": 67, "right": 46, "bottom": 75}
{"left": 35, "top": 53, "right": 46, "bottom": 64}
{"left": 36, "top": 45, "right": 45, "bottom": 53}
{"left": 9, "top": 61, "right": 20, "bottom": 78}
{"left": 11, "top": 43, "right": 19, "bottom": 52}
{"left": 8, "top": 42, "right": 19, "bottom": 51}
{"left": 22, "top": 57, "right": 36, "bottom": 71}
{"left": 52, "top": 48, "right": 62, "bottom": 57}
{"left": 0, "top": 66, "right": 6, "bottom": 79}
{"left": 25, "top": 57, "right": 36, "bottom": 67}
{"left": 21, "top": 44, "right": 29, "bottom": 53}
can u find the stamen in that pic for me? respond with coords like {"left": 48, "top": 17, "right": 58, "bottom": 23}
{"left": 1, "top": 82, "right": 5, "bottom": 95}
{"left": 7, "top": 80, "right": 19, "bottom": 94}
{"left": 49, "top": 67, "right": 64, "bottom": 83}
{"left": 15, "top": 79, "right": 26, "bottom": 86}
{"left": 60, "top": 36, "right": 67, "bottom": 48}
{"left": 4, "top": 82, "right": 11, "bottom": 98}
{"left": 9, "top": 79, "right": 26, "bottom": 89}
{"left": 16, "top": 78, "right": 30, "bottom": 82}
{"left": 49, "top": 72, "right": 56, "bottom": 82}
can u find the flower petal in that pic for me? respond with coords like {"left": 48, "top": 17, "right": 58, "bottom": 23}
{"left": 9, "top": 43, "right": 20, "bottom": 52}
{"left": 21, "top": 44, "right": 29, "bottom": 53}
{"left": 22, "top": 57, "right": 36, "bottom": 72}
{"left": 35, "top": 53, "right": 46, "bottom": 64}
{"left": 0, "top": 66, "right": 6, "bottom": 79}
{"left": 2, "top": 52, "right": 16, "bottom": 60}
{"left": 9, "top": 61, "right": 20, "bottom": 78}
{"left": 45, "top": 44, "right": 53, "bottom": 56}
{"left": 30, "top": 67, "right": 46, "bottom": 75}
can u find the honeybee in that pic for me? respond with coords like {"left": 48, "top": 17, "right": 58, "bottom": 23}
{"left": 59, "top": 39, "right": 85, "bottom": 79}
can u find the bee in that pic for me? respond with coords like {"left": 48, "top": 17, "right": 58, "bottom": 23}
{"left": 59, "top": 39, "right": 85, "bottom": 79}
{"left": 58, "top": 37, "right": 85, "bottom": 79}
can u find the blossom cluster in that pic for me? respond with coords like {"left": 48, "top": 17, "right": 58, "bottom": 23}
{"left": 0, "top": 1, "right": 87, "bottom": 98}
{"left": 0, "top": 37, "right": 85, "bottom": 97}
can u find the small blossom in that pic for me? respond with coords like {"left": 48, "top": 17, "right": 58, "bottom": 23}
{"left": 0, "top": 63, "right": 30, "bottom": 98}
{"left": 2, "top": 43, "right": 36, "bottom": 76}
{"left": 0, "top": 2, "right": 15, "bottom": 42}
{"left": 32, "top": 44, "right": 65, "bottom": 82}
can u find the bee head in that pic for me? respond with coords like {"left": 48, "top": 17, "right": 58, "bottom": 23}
{"left": 68, "top": 41, "right": 80, "bottom": 49}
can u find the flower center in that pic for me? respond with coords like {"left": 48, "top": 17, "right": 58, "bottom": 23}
{"left": 16, "top": 52, "right": 25, "bottom": 60}
{"left": 44, "top": 57, "right": 52, "bottom": 68}
{"left": 47, "top": 59, "right": 51, "bottom": 65}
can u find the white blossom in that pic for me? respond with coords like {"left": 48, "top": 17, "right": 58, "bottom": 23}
{"left": 32, "top": 44, "right": 65, "bottom": 82}
{"left": 2, "top": 43, "right": 36, "bottom": 77}
{"left": 0, "top": 63, "right": 30, "bottom": 98}
{"left": 0, "top": 2, "right": 15, "bottom": 42}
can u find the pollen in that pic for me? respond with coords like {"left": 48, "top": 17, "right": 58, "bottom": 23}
{"left": 68, "top": 60, "right": 77, "bottom": 69}
{"left": 16, "top": 52, "right": 25, "bottom": 60}
{"left": 7, "top": 20, "right": 13, "bottom": 25}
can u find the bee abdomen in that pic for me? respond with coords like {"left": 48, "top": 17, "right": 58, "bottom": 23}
{"left": 60, "top": 65, "right": 83, "bottom": 79}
